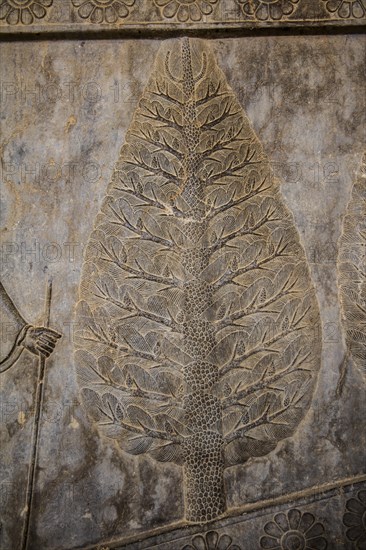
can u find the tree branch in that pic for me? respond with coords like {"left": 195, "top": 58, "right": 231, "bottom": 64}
{"left": 124, "top": 157, "right": 180, "bottom": 186}
{"left": 206, "top": 177, "right": 271, "bottom": 221}
{"left": 199, "top": 105, "right": 241, "bottom": 131}
{"left": 214, "top": 238, "right": 292, "bottom": 288}
{"left": 207, "top": 154, "right": 262, "bottom": 185}
{"left": 223, "top": 353, "right": 311, "bottom": 409}
{"left": 210, "top": 208, "right": 280, "bottom": 254}
{"left": 217, "top": 288, "right": 297, "bottom": 329}
{"left": 220, "top": 325, "right": 303, "bottom": 376}
{"left": 107, "top": 203, "right": 174, "bottom": 249}
{"left": 98, "top": 245, "right": 180, "bottom": 288}
{"left": 129, "top": 130, "right": 184, "bottom": 162}
{"left": 225, "top": 401, "right": 293, "bottom": 443}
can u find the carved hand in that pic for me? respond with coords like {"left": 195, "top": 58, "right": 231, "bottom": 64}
{"left": 21, "top": 326, "right": 62, "bottom": 358}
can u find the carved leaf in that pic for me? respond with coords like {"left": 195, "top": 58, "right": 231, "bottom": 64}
{"left": 74, "top": 38, "right": 322, "bottom": 521}
{"left": 338, "top": 153, "right": 366, "bottom": 378}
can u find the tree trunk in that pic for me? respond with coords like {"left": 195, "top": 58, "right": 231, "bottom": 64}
{"left": 180, "top": 37, "right": 226, "bottom": 523}
{"left": 183, "top": 432, "right": 225, "bottom": 522}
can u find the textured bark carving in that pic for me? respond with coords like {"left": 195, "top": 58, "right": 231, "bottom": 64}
{"left": 74, "top": 38, "right": 322, "bottom": 523}
{"left": 338, "top": 153, "right": 366, "bottom": 379}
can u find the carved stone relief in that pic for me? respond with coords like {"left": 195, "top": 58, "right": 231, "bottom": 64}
{"left": 0, "top": 0, "right": 53, "bottom": 24}
{"left": 74, "top": 37, "right": 322, "bottom": 524}
{"left": 0, "top": 0, "right": 365, "bottom": 29}
{"left": 0, "top": 29, "right": 365, "bottom": 550}
{"left": 118, "top": 480, "right": 365, "bottom": 549}
{"left": 153, "top": 0, "right": 219, "bottom": 22}
{"left": 182, "top": 531, "right": 242, "bottom": 550}
{"left": 338, "top": 153, "right": 366, "bottom": 379}
{"left": 343, "top": 489, "right": 366, "bottom": 547}
{"left": 0, "top": 280, "right": 61, "bottom": 549}
{"left": 260, "top": 509, "right": 327, "bottom": 550}
{"left": 71, "top": 0, "right": 136, "bottom": 24}
{"left": 236, "top": 0, "right": 300, "bottom": 21}
{"left": 321, "top": 0, "right": 366, "bottom": 18}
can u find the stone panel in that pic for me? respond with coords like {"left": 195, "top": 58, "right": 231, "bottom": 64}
{"left": 0, "top": 29, "right": 365, "bottom": 550}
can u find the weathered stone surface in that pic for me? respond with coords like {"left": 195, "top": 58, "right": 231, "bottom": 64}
{"left": 338, "top": 153, "right": 366, "bottom": 380}
{"left": 119, "top": 479, "right": 366, "bottom": 549}
{"left": 0, "top": 0, "right": 365, "bottom": 34}
{"left": 0, "top": 30, "right": 365, "bottom": 550}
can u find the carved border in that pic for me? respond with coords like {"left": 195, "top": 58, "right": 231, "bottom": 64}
{"left": 0, "top": 0, "right": 365, "bottom": 34}
{"left": 75, "top": 474, "right": 366, "bottom": 549}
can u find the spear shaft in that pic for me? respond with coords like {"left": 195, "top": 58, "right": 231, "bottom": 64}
{"left": 20, "top": 278, "right": 53, "bottom": 550}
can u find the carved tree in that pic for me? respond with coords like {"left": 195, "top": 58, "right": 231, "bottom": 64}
{"left": 338, "top": 153, "right": 366, "bottom": 379}
{"left": 74, "top": 38, "right": 322, "bottom": 523}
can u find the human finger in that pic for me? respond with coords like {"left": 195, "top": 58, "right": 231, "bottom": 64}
{"left": 35, "top": 342, "right": 54, "bottom": 357}
{"left": 34, "top": 327, "right": 61, "bottom": 340}
{"left": 38, "top": 334, "right": 58, "bottom": 346}
{"left": 35, "top": 344, "right": 51, "bottom": 357}
{"left": 37, "top": 341, "right": 55, "bottom": 353}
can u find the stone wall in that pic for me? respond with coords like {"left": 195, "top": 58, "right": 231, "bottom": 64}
{"left": 0, "top": 3, "right": 365, "bottom": 550}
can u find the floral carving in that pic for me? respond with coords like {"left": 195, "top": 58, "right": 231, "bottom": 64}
{"left": 154, "top": 0, "right": 218, "bottom": 21}
{"left": 0, "top": 0, "right": 52, "bottom": 24}
{"left": 182, "top": 531, "right": 241, "bottom": 550}
{"left": 71, "top": 0, "right": 135, "bottom": 23}
{"left": 236, "top": 0, "right": 299, "bottom": 20}
{"left": 260, "top": 509, "right": 327, "bottom": 550}
{"left": 322, "top": 0, "right": 365, "bottom": 18}
{"left": 343, "top": 490, "right": 366, "bottom": 548}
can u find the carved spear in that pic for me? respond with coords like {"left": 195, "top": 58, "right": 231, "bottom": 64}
{"left": 21, "top": 278, "right": 53, "bottom": 550}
